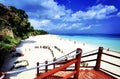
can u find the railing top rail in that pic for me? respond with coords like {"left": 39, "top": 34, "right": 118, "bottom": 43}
{"left": 104, "top": 48, "right": 120, "bottom": 53}
{"left": 102, "top": 52, "right": 120, "bottom": 59}
{"left": 101, "top": 60, "right": 120, "bottom": 68}
{"left": 82, "top": 52, "right": 98, "bottom": 58}
{"left": 82, "top": 49, "right": 98, "bottom": 55}
{"left": 56, "top": 49, "right": 76, "bottom": 61}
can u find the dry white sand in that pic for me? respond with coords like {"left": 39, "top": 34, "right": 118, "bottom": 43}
{"left": 3, "top": 34, "right": 120, "bottom": 79}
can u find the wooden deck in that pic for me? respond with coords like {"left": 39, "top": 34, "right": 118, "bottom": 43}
{"left": 54, "top": 69, "right": 114, "bottom": 79}
{"left": 79, "top": 69, "right": 114, "bottom": 79}
{"left": 36, "top": 69, "right": 114, "bottom": 79}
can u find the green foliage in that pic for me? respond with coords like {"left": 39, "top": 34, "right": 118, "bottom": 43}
{"left": 0, "top": 4, "right": 48, "bottom": 39}
{"left": 8, "top": 6, "right": 29, "bottom": 37}
{"left": 0, "top": 3, "right": 48, "bottom": 55}
{"left": 0, "top": 35, "right": 20, "bottom": 44}
{"left": 31, "top": 30, "right": 48, "bottom": 35}
{"left": 0, "top": 35, "right": 21, "bottom": 54}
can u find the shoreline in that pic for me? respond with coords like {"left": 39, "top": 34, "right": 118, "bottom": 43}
{"left": 58, "top": 34, "right": 120, "bottom": 52}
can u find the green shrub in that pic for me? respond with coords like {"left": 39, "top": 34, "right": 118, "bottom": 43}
{"left": 0, "top": 35, "right": 21, "bottom": 55}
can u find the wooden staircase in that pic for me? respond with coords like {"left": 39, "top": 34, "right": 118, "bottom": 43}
{"left": 35, "top": 47, "right": 120, "bottom": 79}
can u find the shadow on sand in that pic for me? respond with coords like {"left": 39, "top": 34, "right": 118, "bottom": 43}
{"left": 5, "top": 67, "right": 27, "bottom": 79}
{"left": 0, "top": 51, "right": 28, "bottom": 79}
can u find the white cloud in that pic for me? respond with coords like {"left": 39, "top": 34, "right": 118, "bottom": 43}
{"left": 65, "top": 23, "right": 82, "bottom": 30}
{"left": 80, "top": 25, "right": 92, "bottom": 30}
{"left": 53, "top": 23, "right": 67, "bottom": 30}
{"left": 29, "top": 19, "right": 51, "bottom": 29}
{"left": 44, "top": 1, "right": 66, "bottom": 19}
{"left": 29, "top": 19, "right": 41, "bottom": 29}
{"left": 2, "top": 0, "right": 67, "bottom": 20}
{"left": 27, "top": 3, "right": 118, "bottom": 32}
{"left": 39, "top": 20, "right": 51, "bottom": 26}
{"left": 117, "top": 12, "right": 120, "bottom": 17}
{"left": 70, "top": 4, "right": 118, "bottom": 20}
{"left": 26, "top": 0, "right": 67, "bottom": 20}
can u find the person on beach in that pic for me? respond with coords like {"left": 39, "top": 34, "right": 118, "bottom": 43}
{"left": 107, "top": 48, "right": 109, "bottom": 51}
{"left": 83, "top": 43, "right": 85, "bottom": 46}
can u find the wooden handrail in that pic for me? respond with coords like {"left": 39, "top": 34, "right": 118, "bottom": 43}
{"left": 99, "top": 51, "right": 120, "bottom": 78}
{"left": 81, "top": 47, "right": 120, "bottom": 78}
{"left": 82, "top": 52, "right": 97, "bottom": 58}
{"left": 82, "top": 49, "right": 98, "bottom": 55}
{"left": 56, "top": 50, "right": 76, "bottom": 61}
{"left": 81, "top": 59, "right": 96, "bottom": 63}
{"left": 101, "top": 60, "right": 120, "bottom": 68}
{"left": 103, "top": 52, "right": 120, "bottom": 59}
{"left": 36, "top": 48, "right": 82, "bottom": 79}
{"left": 108, "top": 49, "right": 120, "bottom": 53}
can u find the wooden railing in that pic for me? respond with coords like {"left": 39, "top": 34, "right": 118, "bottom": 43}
{"left": 80, "top": 47, "right": 120, "bottom": 78}
{"left": 100, "top": 51, "right": 120, "bottom": 78}
{"left": 35, "top": 48, "right": 82, "bottom": 79}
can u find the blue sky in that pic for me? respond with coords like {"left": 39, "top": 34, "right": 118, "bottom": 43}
{"left": 1, "top": 0, "right": 120, "bottom": 34}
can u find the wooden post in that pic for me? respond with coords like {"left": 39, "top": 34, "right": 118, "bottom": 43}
{"left": 53, "top": 58, "right": 56, "bottom": 69}
{"left": 65, "top": 58, "right": 68, "bottom": 70}
{"left": 74, "top": 48, "right": 82, "bottom": 79}
{"left": 37, "top": 62, "right": 39, "bottom": 76}
{"left": 94, "top": 47, "right": 103, "bottom": 71}
{"left": 45, "top": 61, "right": 48, "bottom": 73}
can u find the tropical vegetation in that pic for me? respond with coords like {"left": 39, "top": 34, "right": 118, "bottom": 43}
{"left": 0, "top": 3, "right": 48, "bottom": 67}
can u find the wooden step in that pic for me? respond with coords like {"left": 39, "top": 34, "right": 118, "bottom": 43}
{"left": 90, "top": 70, "right": 114, "bottom": 79}
{"left": 79, "top": 69, "right": 114, "bottom": 79}
{"left": 79, "top": 69, "right": 89, "bottom": 79}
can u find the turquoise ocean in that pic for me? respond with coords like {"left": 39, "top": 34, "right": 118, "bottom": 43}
{"left": 59, "top": 34, "right": 120, "bottom": 52}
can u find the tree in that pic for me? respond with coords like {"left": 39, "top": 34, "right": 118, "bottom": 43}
{"left": 1, "top": 4, "right": 48, "bottom": 38}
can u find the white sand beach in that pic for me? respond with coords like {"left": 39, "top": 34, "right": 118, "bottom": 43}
{"left": 1, "top": 34, "right": 120, "bottom": 79}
